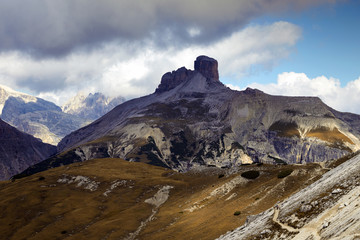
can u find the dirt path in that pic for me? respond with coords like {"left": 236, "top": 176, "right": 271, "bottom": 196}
{"left": 317, "top": 162, "right": 331, "bottom": 170}
{"left": 272, "top": 207, "right": 299, "bottom": 233}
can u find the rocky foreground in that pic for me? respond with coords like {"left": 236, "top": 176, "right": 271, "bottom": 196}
{"left": 217, "top": 153, "right": 360, "bottom": 240}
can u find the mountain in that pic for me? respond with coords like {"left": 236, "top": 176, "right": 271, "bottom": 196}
{"left": 3, "top": 56, "right": 360, "bottom": 239}
{"left": 0, "top": 85, "right": 124, "bottom": 145}
{"left": 1, "top": 95, "right": 85, "bottom": 145}
{"left": 0, "top": 118, "right": 56, "bottom": 180}
{"left": 45, "top": 55, "right": 360, "bottom": 174}
{"left": 0, "top": 85, "right": 86, "bottom": 145}
{"left": 62, "top": 92, "right": 125, "bottom": 121}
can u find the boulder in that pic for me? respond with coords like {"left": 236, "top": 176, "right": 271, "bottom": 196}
{"left": 300, "top": 204, "right": 312, "bottom": 213}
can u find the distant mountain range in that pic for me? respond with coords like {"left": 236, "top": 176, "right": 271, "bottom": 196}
{"left": 0, "top": 85, "right": 125, "bottom": 145}
{"left": 0, "top": 85, "right": 124, "bottom": 179}
{"left": 62, "top": 92, "right": 125, "bottom": 121}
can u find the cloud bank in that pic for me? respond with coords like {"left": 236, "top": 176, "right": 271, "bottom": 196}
{"left": 248, "top": 72, "right": 360, "bottom": 114}
{"left": 0, "top": 21, "right": 301, "bottom": 105}
{"left": 0, "top": 0, "right": 335, "bottom": 57}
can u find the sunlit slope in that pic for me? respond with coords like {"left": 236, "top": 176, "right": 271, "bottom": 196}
{"left": 0, "top": 158, "right": 327, "bottom": 240}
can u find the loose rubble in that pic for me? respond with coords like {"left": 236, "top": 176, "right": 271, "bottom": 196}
{"left": 57, "top": 174, "right": 99, "bottom": 191}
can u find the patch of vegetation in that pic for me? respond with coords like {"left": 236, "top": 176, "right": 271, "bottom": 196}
{"left": 328, "top": 151, "right": 360, "bottom": 168}
{"left": 38, "top": 176, "right": 45, "bottom": 181}
{"left": 12, "top": 148, "right": 84, "bottom": 180}
{"left": 170, "top": 131, "right": 189, "bottom": 157}
{"left": 233, "top": 211, "right": 241, "bottom": 216}
{"left": 241, "top": 170, "right": 260, "bottom": 179}
{"left": 223, "top": 126, "right": 233, "bottom": 134}
{"left": 137, "top": 136, "right": 168, "bottom": 168}
{"left": 231, "top": 142, "right": 245, "bottom": 151}
{"left": 269, "top": 121, "right": 300, "bottom": 138}
{"left": 145, "top": 102, "right": 182, "bottom": 119}
{"left": 283, "top": 109, "right": 302, "bottom": 116}
{"left": 277, "top": 169, "right": 293, "bottom": 178}
{"left": 306, "top": 127, "right": 354, "bottom": 145}
{"left": 323, "top": 113, "right": 335, "bottom": 118}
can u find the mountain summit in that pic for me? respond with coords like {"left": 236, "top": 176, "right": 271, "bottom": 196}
{"left": 194, "top": 55, "right": 219, "bottom": 81}
{"left": 21, "top": 56, "right": 360, "bottom": 176}
{"left": 155, "top": 55, "right": 221, "bottom": 94}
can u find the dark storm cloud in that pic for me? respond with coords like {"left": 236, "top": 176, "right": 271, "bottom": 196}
{"left": 0, "top": 0, "right": 337, "bottom": 58}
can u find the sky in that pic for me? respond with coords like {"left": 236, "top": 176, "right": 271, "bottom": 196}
{"left": 0, "top": 0, "right": 359, "bottom": 113}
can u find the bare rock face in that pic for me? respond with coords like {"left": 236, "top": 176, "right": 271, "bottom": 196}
{"left": 155, "top": 67, "right": 193, "bottom": 93}
{"left": 0, "top": 119, "right": 56, "bottom": 180}
{"left": 194, "top": 55, "right": 219, "bottom": 81}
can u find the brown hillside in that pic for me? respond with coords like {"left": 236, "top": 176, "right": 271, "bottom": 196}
{"left": 0, "top": 158, "right": 327, "bottom": 240}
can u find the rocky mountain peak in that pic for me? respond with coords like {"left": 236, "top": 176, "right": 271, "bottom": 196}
{"left": 194, "top": 55, "right": 219, "bottom": 81}
{"left": 62, "top": 92, "right": 125, "bottom": 121}
{"left": 155, "top": 67, "right": 194, "bottom": 93}
{"left": 155, "top": 56, "right": 220, "bottom": 94}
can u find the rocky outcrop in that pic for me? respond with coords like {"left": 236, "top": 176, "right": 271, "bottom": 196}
{"left": 0, "top": 119, "right": 56, "bottom": 180}
{"left": 155, "top": 67, "right": 194, "bottom": 93}
{"left": 217, "top": 153, "right": 360, "bottom": 240}
{"left": 156, "top": 55, "right": 220, "bottom": 94}
{"left": 194, "top": 55, "right": 219, "bottom": 81}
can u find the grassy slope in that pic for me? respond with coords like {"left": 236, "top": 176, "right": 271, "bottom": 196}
{"left": 0, "top": 158, "right": 326, "bottom": 240}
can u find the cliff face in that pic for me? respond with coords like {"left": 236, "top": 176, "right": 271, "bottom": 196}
{"left": 0, "top": 119, "right": 56, "bottom": 180}
{"left": 24, "top": 56, "right": 360, "bottom": 175}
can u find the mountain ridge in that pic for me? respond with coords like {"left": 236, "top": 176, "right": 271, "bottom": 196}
{"left": 0, "top": 85, "right": 125, "bottom": 145}
{"left": 50, "top": 56, "right": 360, "bottom": 174}
{"left": 62, "top": 92, "right": 125, "bottom": 121}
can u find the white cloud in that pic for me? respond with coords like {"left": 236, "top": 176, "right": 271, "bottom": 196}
{"left": 226, "top": 84, "right": 242, "bottom": 91}
{"left": 0, "top": 21, "right": 301, "bottom": 106}
{"left": 248, "top": 72, "right": 360, "bottom": 114}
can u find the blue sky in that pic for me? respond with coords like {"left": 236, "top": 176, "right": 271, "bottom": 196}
{"left": 0, "top": 0, "right": 359, "bottom": 113}
{"left": 227, "top": 0, "right": 360, "bottom": 88}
